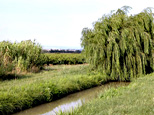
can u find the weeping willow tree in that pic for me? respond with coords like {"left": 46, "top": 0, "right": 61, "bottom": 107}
{"left": 81, "top": 6, "right": 154, "bottom": 81}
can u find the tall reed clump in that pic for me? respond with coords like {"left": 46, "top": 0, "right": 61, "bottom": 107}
{"left": 13, "top": 40, "right": 43, "bottom": 72}
{"left": 0, "top": 41, "right": 15, "bottom": 77}
{"left": 81, "top": 6, "right": 154, "bottom": 81}
{"left": 0, "top": 40, "right": 45, "bottom": 78}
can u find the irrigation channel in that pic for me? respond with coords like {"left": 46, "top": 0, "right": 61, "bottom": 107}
{"left": 14, "top": 82, "right": 129, "bottom": 115}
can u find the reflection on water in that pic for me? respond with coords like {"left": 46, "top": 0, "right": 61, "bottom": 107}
{"left": 42, "top": 99, "right": 83, "bottom": 115}
{"left": 14, "top": 82, "right": 129, "bottom": 115}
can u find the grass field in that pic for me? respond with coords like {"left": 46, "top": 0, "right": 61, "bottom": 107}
{"left": 0, "top": 64, "right": 109, "bottom": 115}
{"left": 1, "top": 64, "right": 153, "bottom": 115}
{"left": 62, "top": 72, "right": 154, "bottom": 115}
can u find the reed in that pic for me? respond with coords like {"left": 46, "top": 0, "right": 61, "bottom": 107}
{"left": 0, "top": 40, "right": 44, "bottom": 78}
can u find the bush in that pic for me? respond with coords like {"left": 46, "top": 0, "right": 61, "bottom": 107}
{"left": 13, "top": 40, "right": 43, "bottom": 72}
{"left": 0, "top": 41, "right": 15, "bottom": 77}
{"left": 0, "top": 40, "right": 44, "bottom": 78}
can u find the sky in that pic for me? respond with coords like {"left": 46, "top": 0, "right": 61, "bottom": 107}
{"left": 0, "top": 0, "right": 154, "bottom": 49}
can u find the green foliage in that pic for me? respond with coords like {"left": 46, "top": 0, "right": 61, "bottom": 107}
{"left": 0, "top": 40, "right": 85, "bottom": 78}
{"left": 44, "top": 53, "right": 85, "bottom": 65}
{"left": 0, "top": 65, "right": 107, "bottom": 115}
{"left": 0, "top": 41, "right": 15, "bottom": 77}
{"left": 13, "top": 40, "right": 42, "bottom": 71}
{"left": 81, "top": 7, "right": 154, "bottom": 81}
{"left": 0, "top": 40, "right": 44, "bottom": 78}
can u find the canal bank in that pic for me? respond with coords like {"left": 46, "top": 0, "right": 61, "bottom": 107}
{"left": 0, "top": 65, "right": 129, "bottom": 115}
{"left": 14, "top": 82, "right": 129, "bottom": 115}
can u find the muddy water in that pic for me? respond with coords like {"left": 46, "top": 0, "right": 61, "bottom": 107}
{"left": 14, "top": 82, "right": 129, "bottom": 115}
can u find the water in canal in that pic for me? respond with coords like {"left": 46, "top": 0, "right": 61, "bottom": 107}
{"left": 14, "top": 82, "right": 129, "bottom": 115}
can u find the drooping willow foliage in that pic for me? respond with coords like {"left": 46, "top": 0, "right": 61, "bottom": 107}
{"left": 81, "top": 7, "right": 154, "bottom": 81}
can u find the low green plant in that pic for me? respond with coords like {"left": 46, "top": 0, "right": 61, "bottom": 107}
{"left": 44, "top": 53, "right": 85, "bottom": 65}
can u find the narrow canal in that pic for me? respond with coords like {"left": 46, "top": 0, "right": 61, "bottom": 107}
{"left": 14, "top": 82, "right": 129, "bottom": 115}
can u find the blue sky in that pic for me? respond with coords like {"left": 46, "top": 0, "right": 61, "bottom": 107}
{"left": 0, "top": 0, "right": 154, "bottom": 49}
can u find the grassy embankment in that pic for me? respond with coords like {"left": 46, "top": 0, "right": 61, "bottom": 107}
{"left": 62, "top": 72, "right": 154, "bottom": 115}
{"left": 0, "top": 64, "right": 109, "bottom": 115}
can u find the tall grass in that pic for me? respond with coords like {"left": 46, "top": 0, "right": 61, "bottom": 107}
{"left": 0, "top": 65, "right": 109, "bottom": 115}
{"left": 0, "top": 41, "right": 16, "bottom": 77}
{"left": 0, "top": 40, "right": 44, "bottom": 79}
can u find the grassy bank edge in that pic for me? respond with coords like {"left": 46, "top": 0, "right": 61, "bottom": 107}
{"left": 61, "top": 72, "right": 154, "bottom": 115}
{"left": 0, "top": 71, "right": 111, "bottom": 115}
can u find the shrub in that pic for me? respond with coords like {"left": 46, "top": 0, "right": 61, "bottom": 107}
{"left": 13, "top": 40, "right": 43, "bottom": 72}
{"left": 44, "top": 53, "right": 85, "bottom": 65}
{"left": 0, "top": 40, "right": 44, "bottom": 78}
{"left": 0, "top": 41, "right": 15, "bottom": 77}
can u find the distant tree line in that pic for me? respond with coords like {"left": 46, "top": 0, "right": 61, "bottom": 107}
{"left": 42, "top": 49, "right": 82, "bottom": 53}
